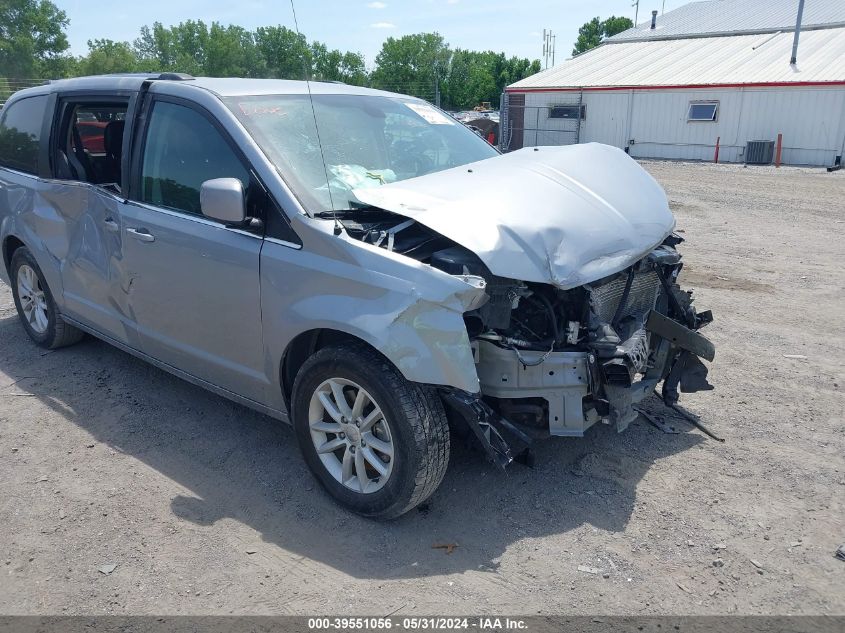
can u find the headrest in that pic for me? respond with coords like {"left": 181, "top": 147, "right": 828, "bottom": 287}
{"left": 103, "top": 120, "right": 126, "bottom": 157}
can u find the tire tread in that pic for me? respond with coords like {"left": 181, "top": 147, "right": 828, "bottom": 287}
{"left": 293, "top": 342, "right": 450, "bottom": 519}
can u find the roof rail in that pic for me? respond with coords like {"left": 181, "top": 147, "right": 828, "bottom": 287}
{"left": 156, "top": 73, "right": 195, "bottom": 81}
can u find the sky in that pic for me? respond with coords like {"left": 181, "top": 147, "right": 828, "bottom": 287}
{"left": 53, "top": 0, "right": 672, "bottom": 69}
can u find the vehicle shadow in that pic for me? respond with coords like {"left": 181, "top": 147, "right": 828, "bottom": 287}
{"left": 0, "top": 311, "right": 704, "bottom": 579}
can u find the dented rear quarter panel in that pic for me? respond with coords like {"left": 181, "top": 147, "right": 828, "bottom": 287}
{"left": 0, "top": 168, "right": 138, "bottom": 347}
{"left": 0, "top": 170, "right": 69, "bottom": 299}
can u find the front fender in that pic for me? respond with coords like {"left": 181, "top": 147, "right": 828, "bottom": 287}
{"left": 260, "top": 232, "right": 486, "bottom": 403}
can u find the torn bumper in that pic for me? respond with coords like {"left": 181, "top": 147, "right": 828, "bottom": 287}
{"left": 440, "top": 388, "right": 533, "bottom": 470}
{"left": 469, "top": 309, "right": 715, "bottom": 440}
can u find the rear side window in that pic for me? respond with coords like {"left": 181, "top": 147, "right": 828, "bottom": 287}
{"left": 0, "top": 95, "right": 48, "bottom": 174}
{"left": 140, "top": 100, "right": 249, "bottom": 215}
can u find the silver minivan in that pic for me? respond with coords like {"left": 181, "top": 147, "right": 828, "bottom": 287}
{"left": 0, "top": 74, "right": 715, "bottom": 518}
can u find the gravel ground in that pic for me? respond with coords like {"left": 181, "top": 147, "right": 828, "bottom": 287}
{"left": 0, "top": 161, "right": 843, "bottom": 616}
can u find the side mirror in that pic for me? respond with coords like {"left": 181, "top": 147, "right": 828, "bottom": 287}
{"left": 200, "top": 178, "right": 246, "bottom": 224}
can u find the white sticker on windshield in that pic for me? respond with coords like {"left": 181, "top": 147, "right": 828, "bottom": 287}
{"left": 404, "top": 102, "right": 455, "bottom": 125}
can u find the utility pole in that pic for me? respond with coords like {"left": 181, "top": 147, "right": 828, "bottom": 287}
{"left": 542, "top": 29, "right": 547, "bottom": 68}
{"left": 632, "top": 0, "right": 640, "bottom": 25}
{"left": 542, "top": 30, "right": 556, "bottom": 68}
{"left": 790, "top": 0, "right": 805, "bottom": 65}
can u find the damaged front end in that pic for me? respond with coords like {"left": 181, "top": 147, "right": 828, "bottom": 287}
{"left": 340, "top": 207, "right": 715, "bottom": 466}
{"left": 342, "top": 145, "right": 716, "bottom": 467}
{"left": 448, "top": 233, "right": 714, "bottom": 450}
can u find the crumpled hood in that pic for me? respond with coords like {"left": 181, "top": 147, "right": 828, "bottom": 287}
{"left": 352, "top": 143, "right": 675, "bottom": 289}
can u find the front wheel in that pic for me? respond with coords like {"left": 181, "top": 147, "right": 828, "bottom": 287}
{"left": 292, "top": 344, "right": 450, "bottom": 519}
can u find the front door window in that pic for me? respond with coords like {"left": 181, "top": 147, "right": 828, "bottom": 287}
{"left": 140, "top": 101, "right": 249, "bottom": 216}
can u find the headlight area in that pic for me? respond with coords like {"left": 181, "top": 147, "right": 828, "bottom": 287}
{"left": 439, "top": 234, "right": 716, "bottom": 468}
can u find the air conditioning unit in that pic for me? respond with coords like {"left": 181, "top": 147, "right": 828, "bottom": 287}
{"left": 745, "top": 140, "right": 775, "bottom": 165}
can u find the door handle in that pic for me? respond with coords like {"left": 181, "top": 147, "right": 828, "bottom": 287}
{"left": 103, "top": 218, "right": 119, "bottom": 232}
{"left": 126, "top": 227, "right": 155, "bottom": 243}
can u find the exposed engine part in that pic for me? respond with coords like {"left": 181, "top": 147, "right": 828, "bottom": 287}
{"left": 566, "top": 320, "right": 581, "bottom": 344}
{"left": 589, "top": 268, "right": 661, "bottom": 324}
{"left": 343, "top": 216, "right": 716, "bottom": 446}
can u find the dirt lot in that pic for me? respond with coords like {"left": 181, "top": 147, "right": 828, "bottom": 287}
{"left": 0, "top": 161, "right": 843, "bottom": 616}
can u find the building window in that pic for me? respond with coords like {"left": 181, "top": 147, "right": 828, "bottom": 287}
{"left": 549, "top": 104, "right": 586, "bottom": 120}
{"left": 687, "top": 101, "right": 718, "bottom": 122}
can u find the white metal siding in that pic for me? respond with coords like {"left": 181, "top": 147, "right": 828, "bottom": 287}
{"left": 515, "top": 86, "right": 845, "bottom": 166}
{"left": 509, "top": 28, "right": 845, "bottom": 89}
{"left": 580, "top": 92, "right": 630, "bottom": 147}
{"left": 609, "top": 0, "right": 845, "bottom": 43}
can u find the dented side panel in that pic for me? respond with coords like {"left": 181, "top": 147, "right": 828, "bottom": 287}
{"left": 259, "top": 218, "right": 486, "bottom": 412}
{"left": 0, "top": 172, "right": 141, "bottom": 346}
{"left": 48, "top": 183, "right": 139, "bottom": 346}
{"left": 1, "top": 172, "right": 69, "bottom": 300}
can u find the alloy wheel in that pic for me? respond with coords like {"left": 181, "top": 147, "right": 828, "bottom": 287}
{"left": 17, "top": 264, "right": 49, "bottom": 335}
{"left": 307, "top": 378, "right": 395, "bottom": 494}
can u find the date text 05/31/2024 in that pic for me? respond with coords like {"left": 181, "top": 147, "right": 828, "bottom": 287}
{"left": 307, "top": 617, "right": 529, "bottom": 630}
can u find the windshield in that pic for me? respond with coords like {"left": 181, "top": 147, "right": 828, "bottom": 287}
{"left": 224, "top": 94, "right": 499, "bottom": 214}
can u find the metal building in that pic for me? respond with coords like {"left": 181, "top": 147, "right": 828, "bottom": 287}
{"left": 503, "top": 0, "right": 845, "bottom": 167}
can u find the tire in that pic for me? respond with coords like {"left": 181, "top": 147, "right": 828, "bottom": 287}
{"left": 292, "top": 343, "right": 450, "bottom": 519}
{"left": 9, "top": 247, "right": 84, "bottom": 349}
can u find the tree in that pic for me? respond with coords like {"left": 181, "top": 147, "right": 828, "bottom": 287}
{"left": 310, "top": 42, "right": 367, "bottom": 85}
{"left": 370, "top": 33, "right": 451, "bottom": 102}
{"left": 0, "top": 0, "right": 70, "bottom": 78}
{"left": 572, "top": 15, "right": 633, "bottom": 55}
{"left": 603, "top": 16, "right": 634, "bottom": 39}
{"left": 78, "top": 39, "right": 139, "bottom": 75}
{"left": 254, "top": 25, "right": 310, "bottom": 79}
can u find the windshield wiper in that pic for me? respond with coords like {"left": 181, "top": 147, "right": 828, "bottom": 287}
{"left": 313, "top": 205, "right": 387, "bottom": 219}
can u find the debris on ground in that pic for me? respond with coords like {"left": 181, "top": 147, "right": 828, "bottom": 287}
{"left": 676, "top": 582, "right": 692, "bottom": 593}
{"left": 782, "top": 354, "right": 808, "bottom": 360}
{"left": 577, "top": 565, "right": 604, "bottom": 575}
{"left": 432, "top": 543, "right": 458, "bottom": 555}
{"left": 835, "top": 544, "right": 845, "bottom": 561}
{"left": 97, "top": 564, "right": 116, "bottom": 575}
{"left": 750, "top": 559, "right": 765, "bottom": 574}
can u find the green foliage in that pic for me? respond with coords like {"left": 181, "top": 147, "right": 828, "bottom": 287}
{"left": 78, "top": 39, "right": 139, "bottom": 75}
{"left": 440, "top": 50, "right": 539, "bottom": 110}
{"left": 572, "top": 15, "right": 633, "bottom": 55}
{"left": 253, "top": 25, "right": 309, "bottom": 79}
{"left": 602, "top": 16, "right": 634, "bottom": 39}
{"left": 370, "top": 34, "right": 539, "bottom": 109}
{"left": 370, "top": 33, "right": 451, "bottom": 100}
{"left": 0, "top": 0, "right": 70, "bottom": 77}
{"left": 1, "top": 3, "right": 542, "bottom": 110}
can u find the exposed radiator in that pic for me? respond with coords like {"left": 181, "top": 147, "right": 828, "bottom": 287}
{"left": 590, "top": 270, "right": 661, "bottom": 324}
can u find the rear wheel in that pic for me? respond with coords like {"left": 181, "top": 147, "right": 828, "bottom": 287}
{"left": 10, "top": 247, "right": 84, "bottom": 349}
{"left": 292, "top": 343, "right": 450, "bottom": 519}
